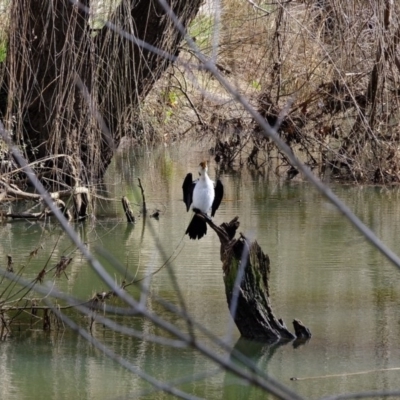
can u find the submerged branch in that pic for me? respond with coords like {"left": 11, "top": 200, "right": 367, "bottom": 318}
{"left": 0, "top": 184, "right": 91, "bottom": 221}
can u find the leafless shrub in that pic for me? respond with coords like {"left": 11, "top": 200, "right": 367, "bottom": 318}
{"left": 144, "top": 1, "right": 400, "bottom": 183}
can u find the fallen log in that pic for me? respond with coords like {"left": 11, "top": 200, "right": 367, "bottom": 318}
{"left": 4, "top": 199, "right": 72, "bottom": 221}
{"left": 0, "top": 177, "right": 72, "bottom": 201}
{"left": 0, "top": 182, "right": 88, "bottom": 221}
{"left": 205, "top": 215, "right": 311, "bottom": 342}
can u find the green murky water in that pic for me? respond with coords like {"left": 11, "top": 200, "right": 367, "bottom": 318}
{"left": 1, "top": 141, "right": 400, "bottom": 399}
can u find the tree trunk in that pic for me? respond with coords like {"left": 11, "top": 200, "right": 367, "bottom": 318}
{"left": 4, "top": 0, "right": 201, "bottom": 187}
{"left": 206, "top": 216, "right": 311, "bottom": 342}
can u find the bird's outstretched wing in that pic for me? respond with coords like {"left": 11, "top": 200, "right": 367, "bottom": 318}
{"left": 211, "top": 179, "right": 224, "bottom": 217}
{"left": 182, "top": 173, "right": 196, "bottom": 212}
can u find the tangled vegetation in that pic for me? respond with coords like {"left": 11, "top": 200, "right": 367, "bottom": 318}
{"left": 0, "top": 1, "right": 398, "bottom": 187}
{"left": 0, "top": 0, "right": 202, "bottom": 189}
{"left": 143, "top": 1, "right": 400, "bottom": 183}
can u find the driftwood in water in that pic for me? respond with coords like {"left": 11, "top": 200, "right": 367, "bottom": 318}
{"left": 122, "top": 196, "right": 136, "bottom": 223}
{"left": 72, "top": 187, "right": 89, "bottom": 220}
{"left": 0, "top": 177, "right": 72, "bottom": 201}
{"left": 121, "top": 178, "right": 149, "bottom": 222}
{"left": 205, "top": 215, "right": 311, "bottom": 342}
{"left": 0, "top": 181, "right": 89, "bottom": 221}
{"left": 3, "top": 199, "right": 72, "bottom": 221}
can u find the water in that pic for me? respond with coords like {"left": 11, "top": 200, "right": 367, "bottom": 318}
{"left": 1, "top": 141, "right": 400, "bottom": 399}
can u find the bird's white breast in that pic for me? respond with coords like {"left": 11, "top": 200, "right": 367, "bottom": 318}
{"left": 192, "top": 176, "right": 214, "bottom": 213}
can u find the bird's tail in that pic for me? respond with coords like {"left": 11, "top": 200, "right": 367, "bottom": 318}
{"left": 186, "top": 214, "right": 207, "bottom": 240}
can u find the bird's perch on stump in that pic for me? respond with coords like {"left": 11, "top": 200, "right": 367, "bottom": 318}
{"left": 203, "top": 215, "right": 311, "bottom": 342}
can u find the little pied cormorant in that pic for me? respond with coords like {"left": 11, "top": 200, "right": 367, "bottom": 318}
{"left": 182, "top": 161, "right": 224, "bottom": 240}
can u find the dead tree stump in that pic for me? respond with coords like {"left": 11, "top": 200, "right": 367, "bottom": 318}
{"left": 73, "top": 187, "right": 89, "bottom": 220}
{"left": 205, "top": 216, "right": 311, "bottom": 342}
{"left": 122, "top": 196, "right": 136, "bottom": 223}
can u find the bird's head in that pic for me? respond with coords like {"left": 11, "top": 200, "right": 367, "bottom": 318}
{"left": 198, "top": 161, "right": 208, "bottom": 175}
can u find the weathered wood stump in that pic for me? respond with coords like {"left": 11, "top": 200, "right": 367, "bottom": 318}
{"left": 72, "top": 187, "right": 89, "bottom": 220}
{"left": 205, "top": 216, "right": 311, "bottom": 342}
{"left": 122, "top": 196, "right": 136, "bottom": 223}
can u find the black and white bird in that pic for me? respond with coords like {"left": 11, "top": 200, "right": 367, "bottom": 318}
{"left": 182, "top": 161, "right": 224, "bottom": 240}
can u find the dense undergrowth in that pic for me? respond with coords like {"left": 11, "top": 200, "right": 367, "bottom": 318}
{"left": 141, "top": 1, "right": 400, "bottom": 184}
{"left": 1, "top": 1, "right": 400, "bottom": 186}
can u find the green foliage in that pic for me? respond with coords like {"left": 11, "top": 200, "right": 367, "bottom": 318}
{"left": 164, "top": 109, "right": 174, "bottom": 122}
{"left": 250, "top": 80, "right": 261, "bottom": 91}
{"left": 188, "top": 14, "right": 213, "bottom": 51}
{"left": 160, "top": 88, "right": 181, "bottom": 122}
{"left": 161, "top": 89, "right": 179, "bottom": 107}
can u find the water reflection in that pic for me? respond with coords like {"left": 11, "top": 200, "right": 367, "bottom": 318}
{"left": 1, "top": 143, "right": 400, "bottom": 399}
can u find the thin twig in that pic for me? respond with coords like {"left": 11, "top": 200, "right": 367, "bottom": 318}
{"left": 137, "top": 178, "right": 147, "bottom": 215}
